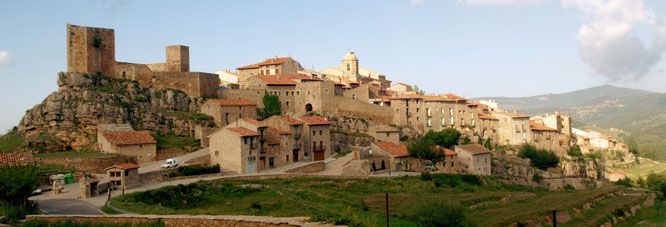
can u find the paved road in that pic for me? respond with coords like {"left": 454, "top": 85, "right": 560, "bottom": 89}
{"left": 139, "top": 147, "right": 209, "bottom": 173}
{"left": 35, "top": 199, "right": 103, "bottom": 215}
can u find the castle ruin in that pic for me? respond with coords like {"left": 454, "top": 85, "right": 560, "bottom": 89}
{"left": 66, "top": 24, "right": 219, "bottom": 97}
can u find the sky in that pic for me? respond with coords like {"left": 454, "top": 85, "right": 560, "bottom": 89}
{"left": 1, "top": 0, "right": 666, "bottom": 132}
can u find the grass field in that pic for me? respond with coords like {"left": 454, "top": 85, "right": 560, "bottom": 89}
{"left": 155, "top": 133, "right": 200, "bottom": 152}
{"left": 110, "top": 175, "right": 654, "bottom": 226}
{"left": 0, "top": 128, "right": 25, "bottom": 153}
{"left": 614, "top": 158, "right": 666, "bottom": 179}
{"left": 618, "top": 200, "right": 666, "bottom": 226}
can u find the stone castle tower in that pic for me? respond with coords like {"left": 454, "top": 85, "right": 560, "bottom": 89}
{"left": 166, "top": 45, "right": 189, "bottom": 72}
{"left": 341, "top": 51, "right": 359, "bottom": 80}
{"left": 66, "top": 24, "right": 116, "bottom": 77}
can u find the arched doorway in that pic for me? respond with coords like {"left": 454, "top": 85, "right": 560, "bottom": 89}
{"left": 305, "top": 103, "right": 313, "bottom": 112}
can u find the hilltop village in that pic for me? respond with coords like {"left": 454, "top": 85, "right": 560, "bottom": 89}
{"left": 8, "top": 24, "right": 637, "bottom": 183}
{"left": 2, "top": 24, "right": 661, "bottom": 226}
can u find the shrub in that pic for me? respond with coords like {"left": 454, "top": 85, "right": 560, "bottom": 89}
{"left": 460, "top": 174, "right": 483, "bottom": 185}
{"left": 532, "top": 173, "right": 544, "bottom": 182}
{"left": 563, "top": 184, "right": 576, "bottom": 191}
{"left": 420, "top": 171, "right": 432, "bottom": 181}
{"left": 257, "top": 95, "right": 281, "bottom": 120}
{"left": 567, "top": 145, "right": 583, "bottom": 157}
{"left": 0, "top": 165, "right": 40, "bottom": 223}
{"left": 178, "top": 164, "right": 220, "bottom": 176}
{"left": 615, "top": 177, "right": 633, "bottom": 187}
{"left": 518, "top": 144, "right": 560, "bottom": 170}
{"left": 409, "top": 201, "right": 466, "bottom": 227}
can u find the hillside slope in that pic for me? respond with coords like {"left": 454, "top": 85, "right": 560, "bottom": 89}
{"left": 15, "top": 72, "right": 214, "bottom": 152}
{"left": 476, "top": 85, "right": 666, "bottom": 160}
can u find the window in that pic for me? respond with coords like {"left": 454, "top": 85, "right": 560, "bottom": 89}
{"left": 244, "top": 137, "right": 248, "bottom": 144}
{"left": 286, "top": 101, "right": 290, "bottom": 106}
{"left": 313, "top": 142, "right": 317, "bottom": 151}
{"left": 441, "top": 117, "right": 446, "bottom": 126}
{"left": 427, "top": 119, "right": 432, "bottom": 127}
{"left": 449, "top": 108, "right": 453, "bottom": 115}
{"left": 386, "top": 132, "right": 390, "bottom": 137}
{"left": 319, "top": 141, "right": 323, "bottom": 149}
{"left": 275, "top": 68, "right": 280, "bottom": 74}
{"left": 319, "top": 130, "right": 322, "bottom": 135}
{"left": 347, "top": 63, "right": 350, "bottom": 70}
{"left": 312, "top": 131, "right": 316, "bottom": 135}
{"left": 215, "top": 150, "right": 219, "bottom": 156}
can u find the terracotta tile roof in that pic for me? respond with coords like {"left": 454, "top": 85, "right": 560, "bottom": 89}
{"left": 278, "top": 115, "right": 303, "bottom": 125}
{"left": 237, "top": 57, "right": 293, "bottom": 70}
{"left": 266, "top": 138, "right": 281, "bottom": 145}
{"left": 256, "top": 75, "right": 299, "bottom": 86}
{"left": 467, "top": 102, "right": 481, "bottom": 106}
{"left": 299, "top": 116, "right": 333, "bottom": 125}
{"left": 218, "top": 99, "right": 256, "bottom": 106}
{"left": 106, "top": 163, "right": 140, "bottom": 170}
{"left": 456, "top": 144, "right": 490, "bottom": 155}
{"left": 496, "top": 112, "right": 530, "bottom": 119}
{"left": 390, "top": 94, "right": 423, "bottom": 100}
{"left": 227, "top": 127, "right": 259, "bottom": 137}
{"left": 241, "top": 118, "right": 262, "bottom": 126}
{"left": 434, "top": 146, "right": 458, "bottom": 156}
{"left": 103, "top": 131, "right": 156, "bottom": 146}
{"left": 0, "top": 152, "right": 34, "bottom": 166}
{"left": 373, "top": 141, "right": 409, "bottom": 157}
{"left": 421, "top": 94, "right": 468, "bottom": 102}
{"left": 529, "top": 120, "right": 559, "bottom": 132}
{"left": 281, "top": 73, "right": 313, "bottom": 80}
{"left": 266, "top": 126, "right": 290, "bottom": 135}
{"left": 478, "top": 113, "right": 498, "bottom": 120}
{"left": 397, "top": 82, "right": 412, "bottom": 87}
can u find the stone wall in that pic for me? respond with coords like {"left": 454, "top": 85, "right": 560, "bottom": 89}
{"left": 285, "top": 161, "right": 325, "bottom": 173}
{"left": 37, "top": 155, "right": 135, "bottom": 173}
{"left": 25, "top": 215, "right": 300, "bottom": 227}
{"left": 0, "top": 151, "right": 35, "bottom": 166}
{"left": 333, "top": 97, "right": 393, "bottom": 124}
{"left": 218, "top": 89, "right": 265, "bottom": 108}
{"left": 67, "top": 24, "right": 115, "bottom": 78}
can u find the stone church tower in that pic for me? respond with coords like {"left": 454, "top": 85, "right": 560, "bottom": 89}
{"left": 341, "top": 51, "right": 359, "bottom": 81}
{"left": 66, "top": 24, "right": 116, "bottom": 77}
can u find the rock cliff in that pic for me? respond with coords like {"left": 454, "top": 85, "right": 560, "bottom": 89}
{"left": 17, "top": 72, "right": 215, "bottom": 151}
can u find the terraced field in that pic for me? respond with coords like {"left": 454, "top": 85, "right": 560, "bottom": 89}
{"left": 110, "top": 175, "right": 656, "bottom": 226}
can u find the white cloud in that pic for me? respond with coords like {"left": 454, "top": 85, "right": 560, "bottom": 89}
{"left": 458, "top": 0, "right": 545, "bottom": 7}
{"left": 0, "top": 50, "right": 10, "bottom": 67}
{"left": 411, "top": 0, "right": 425, "bottom": 6}
{"left": 563, "top": 0, "right": 666, "bottom": 81}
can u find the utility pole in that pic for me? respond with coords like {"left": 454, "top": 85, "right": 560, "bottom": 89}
{"left": 552, "top": 210, "right": 557, "bottom": 227}
{"left": 385, "top": 193, "right": 389, "bottom": 227}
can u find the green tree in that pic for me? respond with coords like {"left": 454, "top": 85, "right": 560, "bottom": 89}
{"left": 0, "top": 165, "right": 40, "bottom": 223}
{"left": 408, "top": 138, "right": 439, "bottom": 160}
{"left": 257, "top": 95, "right": 281, "bottom": 120}
{"left": 423, "top": 128, "right": 461, "bottom": 149}
{"left": 460, "top": 136, "right": 472, "bottom": 145}
{"left": 567, "top": 145, "right": 583, "bottom": 157}
{"left": 518, "top": 144, "right": 560, "bottom": 170}
{"left": 483, "top": 137, "right": 493, "bottom": 150}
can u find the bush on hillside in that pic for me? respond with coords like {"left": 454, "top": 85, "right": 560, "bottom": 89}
{"left": 408, "top": 129, "right": 462, "bottom": 160}
{"left": 518, "top": 144, "right": 560, "bottom": 170}
{"left": 0, "top": 165, "right": 40, "bottom": 224}
{"left": 615, "top": 177, "right": 633, "bottom": 187}
{"left": 567, "top": 145, "right": 583, "bottom": 157}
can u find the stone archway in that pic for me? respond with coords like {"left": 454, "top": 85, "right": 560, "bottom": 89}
{"left": 305, "top": 103, "right": 313, "bottom": 112}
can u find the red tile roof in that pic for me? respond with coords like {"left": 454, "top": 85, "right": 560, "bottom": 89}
{"left": 236, "top": 57, "right": 293, "bottom": 70}
{"left": 299, "top": 116, "right": 333, "bottom": 125}
{"left": 106, "top": 163, "right": 140, "bottom": 170}
{"left": 467, "top": 102, "right": 481, "bottom": 106}
{"left": 435, "top": 146, "right": 458, "bottom": 156}
{"left": 218, "top": 99, "right": 256, "bottom": 106}
{"left": 456, "top": 144, "right": 490, "bottom": 155}
{"left": 478, "top": 113, "right": 498, "bottom": 120}
{"left": 227, "top": 127, "right": 259, "bottom": 137}
{"left": 103, "top": 131, "right": 156, "bottom": 146}
{"left": 529, "top": 120, "right": 559, "bottom": 132}
{"left": 266, "top": 138, "right": 281, "bottom": 145}
{"left": 241, "top": 118, "right": 262, "bottom": 126}
{"left": 266, "top": 126, "right": 290, "bottom": 135}
{"left": 390, "top": 94, "right": 423, "bottom": 100}
{"left": 497, "top": 112, "right": 530, "bottom": 119}
{"left": 373, "top": 141, "right": 409, "bottom": 157}
{"left": 280, "top": 115, "right": 304, "bottom": 125}
{"left": 256, "top": 75, "right": 299, "bottom": 86}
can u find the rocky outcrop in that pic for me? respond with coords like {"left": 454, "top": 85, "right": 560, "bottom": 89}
{"left": 17, "top": 72, "right": 215, "bottom": 151}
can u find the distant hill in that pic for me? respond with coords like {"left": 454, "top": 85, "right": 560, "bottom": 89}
{"left": 476, "top": 85, "right": 666, "bottom": 160}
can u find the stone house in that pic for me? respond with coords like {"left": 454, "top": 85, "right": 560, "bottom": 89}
{"left": 105, "top": 163, "right": 140, "bottom": 190}
{"left": 262, "top": 115, "right": 305, "bottom": 162}
{"left": 387, "top": 82, "right": 413, "bottom": 95}
{"left": 299, "top": 116, "right": 333, "bottom": 161}
{"left": 494, "top": 112, "right": 531, "bottom": 146}
{"left": 389, "top": 94, "right": 474, "bottom": 137}
{"left": 434, "top": 146, "right": 460, "bottom": 174}
{"left": 455, "top": 144, "right": 491, "bottom": 175}
{"left": 370, "top": 141, "right": 410, "bottom": 171}
{"left": 369, "top": 124, "right": 400, "bottom": 144}
{"left": 529, "top": 119, "right": 568, "bottom": 154}
{"left": 98, "top": 130, "right": 156, "bottom": 163}
{"left": 209, "top": 127, "right": 260, "bottom": 174}
{"left": 237, "top": 57, "right": 303, "bottom": 76}
{"left": 201, "top": 99, "right": 257, "bottom": 127}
